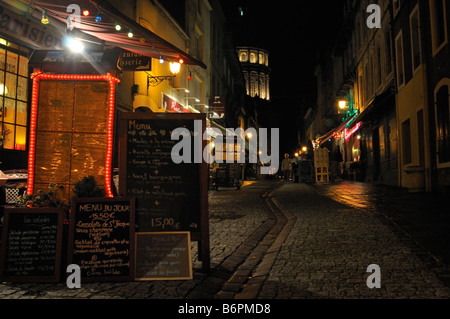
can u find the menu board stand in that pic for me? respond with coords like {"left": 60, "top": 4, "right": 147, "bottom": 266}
{"left": 0, "top": 207, "right": 64, "bottom": 282}
{"left": 135, "top": 232, "right": 193, "bottom": 280}
{"left": 118, "top": 112, "right": 210, "bottom": 272}
{"left": 67, "top": 197, "right": 135, "bottom": 282}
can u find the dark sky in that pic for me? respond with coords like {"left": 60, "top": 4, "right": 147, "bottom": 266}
{"left": 220, "top": 1, "right": 344, "bottom": 96}
{"left": 220, "top": 1, "right": 344, "bottom": 152}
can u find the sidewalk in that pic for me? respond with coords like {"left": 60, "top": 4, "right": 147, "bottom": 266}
{"left": 1, "top": 179, "right": 449, "bottom": 300}
{"left": 312, "top": 181, "right": 450, "bottom": 268}
{"left": 258, "top": 181, "right": 450, "bottom": 299}
{"left": 0, "top": 180, "right": 278, "bottom": 299}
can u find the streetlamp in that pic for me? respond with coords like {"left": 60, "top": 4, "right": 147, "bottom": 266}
{"left": 169, "top": 62, "right": 181, "bottom": 75}
{"left": 338, "top": 99, "right": 347, "bottom": 110}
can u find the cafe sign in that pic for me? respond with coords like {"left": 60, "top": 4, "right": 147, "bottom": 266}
{"left": 120, "top": 51, "right": 152, "bottom": 71}
{"left": 0, "top": 5, "right": 62, "bottom": 50}
{"left": 162, "top": 94, "right": 190, "bottom": 113}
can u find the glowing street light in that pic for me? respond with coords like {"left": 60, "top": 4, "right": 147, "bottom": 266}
{"left": 169, "top": 62, "right": 181, "bottom": 75}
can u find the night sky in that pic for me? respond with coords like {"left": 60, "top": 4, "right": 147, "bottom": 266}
{"left": 220, "top": 0, "right": 344, "bottom": 154}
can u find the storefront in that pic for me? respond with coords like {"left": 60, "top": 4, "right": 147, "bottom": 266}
{"left": 1, "top": 0, "right": 205, "bottom": 203}
{"left": 0, "top": 2, "right": 65, "bottom": 171}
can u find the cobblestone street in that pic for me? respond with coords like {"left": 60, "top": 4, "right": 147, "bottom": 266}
{"left": 1, "top": 179, "right": 450, "bottom": 302}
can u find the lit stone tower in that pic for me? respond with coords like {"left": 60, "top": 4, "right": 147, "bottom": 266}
{"left": 236, "top": 47, "right": 270, "bottom": 101}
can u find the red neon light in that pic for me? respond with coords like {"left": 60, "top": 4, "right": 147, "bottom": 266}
{"left": 344, "top": 122, "right": 361, "bottom": 140}
{"left": 27, "top": 73, "right": 120, "bottom": 198}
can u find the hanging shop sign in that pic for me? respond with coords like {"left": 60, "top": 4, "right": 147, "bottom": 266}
{"left": 162, "top": 94, "right": 190, "bottom": 113}
{"left": 0, "top": 5, "right": 62, "bottom": 50}
{"left": 209, "top": 96, "right": 225, "bottom": 119}
{"left": 120, "top": 51, "right": 152, "bottom": 71}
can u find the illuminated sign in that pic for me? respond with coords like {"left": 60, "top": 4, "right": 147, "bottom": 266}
{"left": 344, "top": 122, "right": 361, "bottom": 140}
{"left": 162, "top": 94, "right": 190, "bottom": 113}
{"left": 0, "top": 5, "right": 62, "bottom": 50}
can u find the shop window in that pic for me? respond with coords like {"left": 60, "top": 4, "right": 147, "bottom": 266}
{"left": 410, "top": 6, "right": 422, "bottom": 72}
{"left": 436, "top": 85, "right": 450, "bottom": 164}
{"left": 395, "top": 32, "right": 405, "bottom": 88}
{"left": 430, "top": 0, "right": 447, "bottom": 55}
{"left": 0, "top": 45, "right": 29, "bottom": 151}
{"left": 402, "top": 119, "right": 412, "bottom": 165}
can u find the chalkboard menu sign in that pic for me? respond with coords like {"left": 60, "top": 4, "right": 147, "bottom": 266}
{"left": 67, "top": 197, "right": 135, "bottom": 282}
{"left": 119, "top": 112, "right": 210, "bottom": 271}
{"left": 118, "top": 113, "right": 208, "bottom": 233}
{"left": 135, "top": 232, "right": 192, "bottom": 280}
{"left": 0, "top": 208, "right": 64, "bottom": 282}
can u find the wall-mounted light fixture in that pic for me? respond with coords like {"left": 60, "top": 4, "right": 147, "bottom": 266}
{"left": 41, "top": 9, "right": 49, "bottom": 24}
{"left": 169, "top": 62, "right": 181, "bottom": 75}
{"left": 146, "top": 60, "right": 182, "bottom": 87}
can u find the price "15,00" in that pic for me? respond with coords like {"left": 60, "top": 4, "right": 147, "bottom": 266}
{"left": 151, "top": 217, "right": 180, "bottom": 229}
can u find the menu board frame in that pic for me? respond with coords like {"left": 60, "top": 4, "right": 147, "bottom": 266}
{"left": 135, "top": 232, "right": 193, "bottom": 281}
{"left": 0, "top": 207, "right": 64, "bottom": 283}
{"left": 118, "top": 112, "right": 210, "bottom": 271}
{"left": 67, "top": 197, "right": 136, "bottom": 282}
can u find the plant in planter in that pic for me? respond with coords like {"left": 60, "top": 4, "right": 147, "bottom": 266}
{"left": 72, "top": 175, "right": 105, "bottom": 198}
{"left": 16, "top": 182, "right": 68, "bottom": 209}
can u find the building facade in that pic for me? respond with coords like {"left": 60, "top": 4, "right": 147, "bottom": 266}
{"left": 305, "top": 0, "right": 450, "bottom": 193}
{"left": 0, "top": 0, "right": 248, "bottom": 174}
{"left": 236, "top": 46, "right": 270, "bottom": 101}
{"left": 0, "top": 1, "right": 65, "bottom": 170}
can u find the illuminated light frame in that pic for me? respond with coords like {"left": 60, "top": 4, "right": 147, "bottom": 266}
{"left": 27, "top": 72, "right": 120, "bottom": 198}
{"left": 344, "top": 122, "right": 361, "bottom": 141}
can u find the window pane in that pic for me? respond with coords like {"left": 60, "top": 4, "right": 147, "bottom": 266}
{"left": 18, "top": 55, "right": 28, "bottom": 77}
{"left": 0, "top": 48, "right": 29, "bottom": 152}
{"left": 436, "top": 86, "right": 450, "bottom": 163}
{"left": 5, "top": 72, "right": 17, "bottom": 98}
{"left": 15, "top": 125, "right": 26, "bottom": 150}
{"left": 0, "top": 70, "right": 5, "bottom": 95}
{"left": 6, "top": 51, "right": 18, "bottom": 73}
{"left": 4, "top": 98, "right": 15, "bottom": 124}
{"left": 2, "top": 123, "right": 14, "bottom": 149}
{"left": 402, "top": 119, "right": 412, "bottom": 164}
{"left": 0, "top": 48, "right": 5, "bottom": 70}
{"left": 411, "top": 10, "right": 421, "bottom": 69}
{"left": 17, "top": 76, "right": 27, "bottom": 101}
{"left": 16, "top": 101, "right": 27, "bottom": 126}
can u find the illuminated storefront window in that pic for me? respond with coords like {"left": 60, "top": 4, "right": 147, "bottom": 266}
{"left": 0, "top": 40, "right": 30, "bottom": 151}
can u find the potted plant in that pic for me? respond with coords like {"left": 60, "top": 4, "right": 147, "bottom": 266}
{"left": 72, "top": 175, "right": 105, "bottom": 198}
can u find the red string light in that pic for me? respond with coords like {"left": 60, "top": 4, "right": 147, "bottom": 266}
{"left": 27, "top": 73, "right": 120, "bottom": 198}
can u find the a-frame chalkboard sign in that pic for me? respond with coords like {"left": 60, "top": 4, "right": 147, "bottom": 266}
{"left": 0, "top": 208, "right": 64, "bottom": 282}
{"left": 118, "top": 112, "right": 210, "bottom": 272}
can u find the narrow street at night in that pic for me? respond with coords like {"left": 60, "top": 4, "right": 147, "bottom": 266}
{"left": 1, "top": 179, "right": 449, "bottom": 301}
{"left": 2, "top": 0, "right": 450, "bottom": 315}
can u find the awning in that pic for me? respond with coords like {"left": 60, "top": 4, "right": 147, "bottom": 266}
{"left": 26, "top": 0, "right": 206, "bottom": 68}
{"left": 318, "top": 115, "right": 356, "bottom": 145}
{"left": 317, "top": 87, "right": 395, "bottom": 145}
{"left": 353, "top": 87, "right": 395, "bottom": 123}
